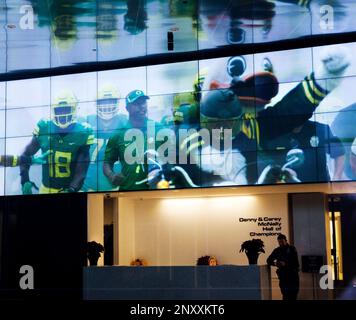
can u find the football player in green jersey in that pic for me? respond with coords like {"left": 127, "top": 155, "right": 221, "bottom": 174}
{"left": 82, "top": 84, "right": 128, "bottom": 192}
{"left": 160, "top": 69, "right": 206, "bottom": 128}
{"left": 20, "top": 91, "right": 94, "bottom": 194}
{"left": 160, "top": 92, "right": 198, "bottom": 127}
{"left": 104, "top": 90, "right": 165, "bottom": 191}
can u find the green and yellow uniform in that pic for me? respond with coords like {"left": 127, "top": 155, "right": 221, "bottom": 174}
{"left": 161, "top": 92, "right": 200, "bottom": 127}
{"left": 34, "top": 119, "right": 94, "bottom": 192}
{"left": 0, "top": 155, "right": 29, "bottom": 167}
{"left": 104, "top": 120, "right": 165, "bottom": 191}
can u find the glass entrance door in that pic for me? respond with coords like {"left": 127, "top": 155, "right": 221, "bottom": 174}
{"left": 329, "top": 198, "right": 344, "bottom": 282}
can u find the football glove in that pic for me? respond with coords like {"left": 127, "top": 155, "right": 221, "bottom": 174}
{"left": 109, "top": 173, "right": 126, "bottom": 187}
{"left": 22, "top": 181, "right": 39, "bottom": 195}
{"left": 58, "top": 187, "right": 77, "bottom": 193}
{"left": 31, "top": 150, "right": 52, "bottom": 165}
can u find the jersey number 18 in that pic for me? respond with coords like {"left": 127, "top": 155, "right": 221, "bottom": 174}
{"left": 48, "top": 151, "right": 72, "bottom": 178}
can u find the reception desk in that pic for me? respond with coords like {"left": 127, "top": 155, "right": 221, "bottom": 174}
{"left": 83, "top": 265, "right": 271, "bottom": 300}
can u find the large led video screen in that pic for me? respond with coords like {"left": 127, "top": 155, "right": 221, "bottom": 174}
{"left": 1, "top": 42, "right": 356, "bottom": 195}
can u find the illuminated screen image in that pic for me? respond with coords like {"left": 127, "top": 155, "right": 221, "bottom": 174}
{"left": 1, "top": 0, "right": 356, "bottom": 74}
{"left": 1, "top": 42, "right": 356, "bottom": 195}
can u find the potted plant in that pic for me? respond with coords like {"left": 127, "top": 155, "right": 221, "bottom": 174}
{"left": 130, "top": 258, "right": 148, "bottom": 266}
{"left": 196, "top": 255, "right": 218, "bottom": 266}
{"left": 87, "top": 241, "right": 104, "bottom": 266}
{"left": 239, "top": 239, "right": 265, "bottom": 265}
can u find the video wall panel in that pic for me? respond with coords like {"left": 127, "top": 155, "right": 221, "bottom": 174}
{"left": 6, "top": 78, "right": 50, "bottom": 109}
{"left": 0, "top": 138, "right": 4, "bottom": 195}
{"left": 1, "top": 41, "right": 356, "bottom": 195}
{"left": 0, "top": 108, "right": 4, "bottom": 138}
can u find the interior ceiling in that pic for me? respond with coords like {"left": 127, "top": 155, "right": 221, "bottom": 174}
{"left": 0, "top": 0, "right": 355, "bottom": 75}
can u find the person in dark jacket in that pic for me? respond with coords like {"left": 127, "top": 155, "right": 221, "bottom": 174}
{"left": 267, "top": 234, "right": 300, "bottom": 300}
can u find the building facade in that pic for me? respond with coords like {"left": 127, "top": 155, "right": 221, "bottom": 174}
{"left": 0, "top": 0, "right": 356, "bottom": 300}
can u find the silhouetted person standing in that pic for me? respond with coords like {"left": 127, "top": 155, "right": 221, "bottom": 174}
{"left": 267, "top": 234, "right": 300, "bottom": 300}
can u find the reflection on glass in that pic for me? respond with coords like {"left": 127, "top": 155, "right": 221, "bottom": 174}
{"left": 5, "top": 0, "right": 50, "bottom": 71}
{"left": 147, "top": 0, "right": 198, "bottom": 54}
{"left": 2, "top": 1, "right": 356, "bottom": 73}
{"left": 252, "top": 0, "right": 310, "bottom": 44}
{"left": 98, "top": 0, "right": 147, "bottom": 61}
{"left": 125, "top": 0, "right": 148, "bottom": 36}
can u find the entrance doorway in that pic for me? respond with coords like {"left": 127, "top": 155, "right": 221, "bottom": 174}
{"left": 328, "top": 195, "right": 356, "bottom": 293}
{"left": 87, "top": 194, "right": 118, "bottom": 266}
{"left": 328, "top": 198, "right": 344, "bottom": 283}
{"left": 104, "top": 197, "right": 115, "bottom": 266}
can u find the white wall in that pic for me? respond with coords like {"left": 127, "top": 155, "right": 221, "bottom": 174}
{"left": 118, "top": 194, "right": 289, "bottom": 267}
{"left": 118, "top": 198, "right": 136, "bottom": 266}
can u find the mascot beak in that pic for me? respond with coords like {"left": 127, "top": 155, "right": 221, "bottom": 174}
{"left": 238, "top": 71, "right": 279, "bottom": 107}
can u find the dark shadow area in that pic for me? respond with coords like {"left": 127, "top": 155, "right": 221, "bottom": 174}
{"left": 0, "top": 193, "right": 87, "bottom": 300}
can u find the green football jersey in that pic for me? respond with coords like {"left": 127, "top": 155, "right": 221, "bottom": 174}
{"left": 104, "top": 120, "right": 165, "bottom": 191}
{"left": 34, "top": 119, "right": 94, "bottom": 190}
